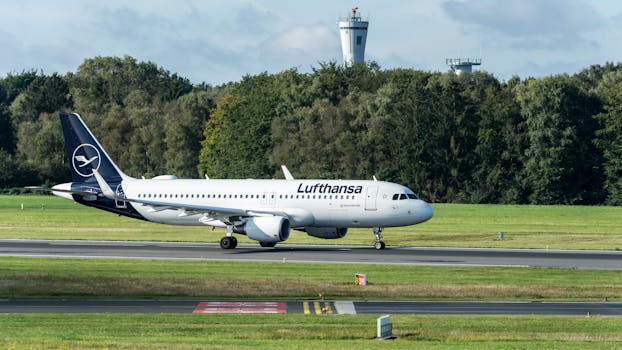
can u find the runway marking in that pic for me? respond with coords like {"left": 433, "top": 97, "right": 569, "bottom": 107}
{"left": 335, "top": 301, "right": 356, "bottom": 314}
{"left": 313, "top": 301, "right": 322, "bottom": 315}
{"left": 303, "top": 301, "right": 335, "bottom": 315}
{"left": 193, "top": 301, "right": 286, "bottom": 314}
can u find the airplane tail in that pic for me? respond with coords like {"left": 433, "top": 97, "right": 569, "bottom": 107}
{"left": 59, "top": 112, "right": 130, "bottom": 183}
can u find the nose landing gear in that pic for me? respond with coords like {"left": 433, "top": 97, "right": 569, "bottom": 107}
{"left": 373, "top": 227, "right": 385, "bottom": 250}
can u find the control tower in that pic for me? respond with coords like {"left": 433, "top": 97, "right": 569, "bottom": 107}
{"left": 446, "top": 58, "right": 482, "bottom": 75}
{"left": 338, "top": 7, "right": 369, "bottom": 66}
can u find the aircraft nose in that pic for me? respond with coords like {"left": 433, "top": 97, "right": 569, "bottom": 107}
{"left": 412, "top": 200, "right": 434, "bottom": 223}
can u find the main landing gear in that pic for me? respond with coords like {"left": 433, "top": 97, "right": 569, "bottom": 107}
{"left": 373, "top": 227, "right": 385, "bottom": 250}
{"left": 220, "top": 236, "right": 237, "bottom": 249}
{"left": 220, "top": 226, "right": 238, "bottom": 249}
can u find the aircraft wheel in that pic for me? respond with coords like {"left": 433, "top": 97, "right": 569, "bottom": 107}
{"left": 374, "top": 241, "right": 386, "bottom": 250}
{"left": 259, "top": 241, "right": 277, "bottom": 248}
{"left": 220, "top": 236, "right": 237, "bottom": 249}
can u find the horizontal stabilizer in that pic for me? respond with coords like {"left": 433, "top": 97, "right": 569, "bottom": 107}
{"left": 92, "top": 168, "right": 121, "bottom": 200}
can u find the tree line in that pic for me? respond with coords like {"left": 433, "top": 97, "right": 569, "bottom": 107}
{"left": 1, "top": 56, "right": 622, "bottom": 205}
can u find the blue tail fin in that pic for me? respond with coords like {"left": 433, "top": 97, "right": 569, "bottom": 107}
{"left": 60, "top": 112, "right": 129, "bottom": 183}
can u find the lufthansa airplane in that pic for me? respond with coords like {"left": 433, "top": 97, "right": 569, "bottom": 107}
{"left": 51, "top": 113, "right": 434, "bottom": 250}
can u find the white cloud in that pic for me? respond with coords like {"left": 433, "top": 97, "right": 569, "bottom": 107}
{"left": 441, "top": 0, "right": 604, "bottom": 50}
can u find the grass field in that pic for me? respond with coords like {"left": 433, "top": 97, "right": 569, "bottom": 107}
{"left": 1, "top": 195, "right": 621, "bottom": 348}
{"left": 1, "top": 314, "right": 621, "bottom": 349}
{"left": 1, "top": 195, "right": 622, "bottom": 249}
{"left": 1, "top": 257, "right": 620, "bottom": 300}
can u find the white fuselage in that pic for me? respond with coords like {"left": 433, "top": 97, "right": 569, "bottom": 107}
{"left": 121, "top": 179, "right": 433, "bottom": 228}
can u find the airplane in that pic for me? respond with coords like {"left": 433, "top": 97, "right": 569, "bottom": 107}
{"left": 50, "top": 112, "right": 434, "bottom": 250}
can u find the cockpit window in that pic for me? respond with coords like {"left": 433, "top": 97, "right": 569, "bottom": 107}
{"left": 393, "top": 192, "right": 419, "bottom": 200}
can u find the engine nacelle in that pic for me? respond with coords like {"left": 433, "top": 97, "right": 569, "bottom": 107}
{"left": 305, "top": 226, "right": 348, "bottom": 239}
{"left": 235, "top": 217, "right": 290, "bottom": 243}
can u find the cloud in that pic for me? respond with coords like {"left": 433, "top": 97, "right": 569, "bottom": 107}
{"left": 259, "top": 24, "right": 341, "bottom": 69}
{"left": 441, "top": 0, "right": 604, "bottom": 50}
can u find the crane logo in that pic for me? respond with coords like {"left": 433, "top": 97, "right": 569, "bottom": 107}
{"left": 72, "top": 144, "right": 101, "bottom": 177}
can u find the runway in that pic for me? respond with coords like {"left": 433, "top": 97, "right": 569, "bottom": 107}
{"left": 1, "top": 239, "right": 621, "bottom": 270}
{"left": 1, "top": 299, "right": 621, "bottom": 316}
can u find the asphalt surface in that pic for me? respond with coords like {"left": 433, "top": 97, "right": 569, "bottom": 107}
{"left": 1, "top": 239, "right": 621, "bottom": 269}
{"left": 1, "top": 299, "right": 621, "bottom": 316}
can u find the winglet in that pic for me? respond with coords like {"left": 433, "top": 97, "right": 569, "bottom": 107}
{"left": 281, "top": 165, "right": 294, "bottom": 180}
{"left": 373, "top": 175, "right": 378, "bottom": 181}
{"left": 92, "top": 168, "right": 120, "bottom": 200}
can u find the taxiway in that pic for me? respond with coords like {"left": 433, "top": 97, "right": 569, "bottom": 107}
{"left": 1, "top": 239, "right": 621, "bottom": 270}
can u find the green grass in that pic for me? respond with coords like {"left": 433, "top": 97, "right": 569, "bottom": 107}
{"left": 2, "top": 195, "right": 622, "bottom": 249}
{"left": 1, "top": 314, "right": 621, "bottom": 349}
{"left": 1, "top": 257, "right": 621, "bottom": 300}
{"left": 2, "top": 196, "right": 621, "bottom": 348}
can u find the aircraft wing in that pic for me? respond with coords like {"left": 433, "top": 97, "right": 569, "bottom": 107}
{"left": 128, "top": 196, "right": 249, "bottom": 217}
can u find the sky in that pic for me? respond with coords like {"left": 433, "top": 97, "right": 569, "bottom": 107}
{"left": 2, "top": 0, "right": 622, "bottom": 85}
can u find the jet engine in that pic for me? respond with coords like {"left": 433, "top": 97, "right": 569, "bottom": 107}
{"left": 304, "top": 226, "right": 348, "bottom": 239}
{"left": 235, "top": 217, "right": 290, "bottom": 243}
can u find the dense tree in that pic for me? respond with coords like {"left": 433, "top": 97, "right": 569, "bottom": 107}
{"left": 0, "top": 150, "right": 16, "bottom": 188}
{"left": 517, "top": 76, "right": 603, "bottom": 204}
{"left": 70, "top": 56, "right": 192, "bottom": 115}
{"left": 9, "top": 73, "right": 72, "bottom": 126}
{"left": 2, "top": 55, "right": 622, "bottom": 206}
{"left": 198, "top": 73, "right": 282, "bottom": 179}
{"left": 0, "top": 70, "right": 39, "bottom": 105}
{"left": 14, "top": 112, "right": 68, "bottom": 184}
{"left": 164, "top": 90, "right": 213, "bottom": 178}
{"left": 471, "top": 76, "right": 526, "bottom": 203}
{"left": 594, "top": 70, "right": 622, "bottom": 204}
{"left": 0, "top": 105, "right": 15, "bottom": 154}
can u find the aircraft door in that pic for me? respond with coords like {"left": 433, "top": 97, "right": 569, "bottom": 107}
{"left": 115, "top": 184, "right": 127, "bottom": 209}
{"left": 365, "top": 186, "right": 378, "bottom": 211}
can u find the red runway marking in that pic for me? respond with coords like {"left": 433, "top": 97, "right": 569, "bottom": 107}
{"left": 193, "top": 301, "right": 287, "bottom": 314}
